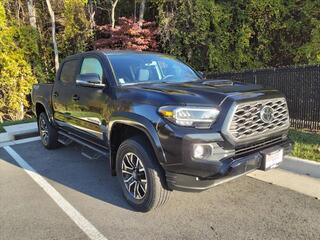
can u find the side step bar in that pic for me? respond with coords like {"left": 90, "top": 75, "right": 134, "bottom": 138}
{"left": 58, "top": 130, "right": 108, "bottom": 156}
{"left": 58, "top": 134, "right": 73, "bottom": 146}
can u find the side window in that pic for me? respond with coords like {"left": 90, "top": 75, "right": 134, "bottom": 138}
{"left": 80, "top": 58, "right": 103, "bottom": 80}
{"left": 59, "top": 59, "right": 79, "bottom": 83}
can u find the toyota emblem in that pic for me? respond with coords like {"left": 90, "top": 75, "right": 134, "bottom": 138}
{"left": 260, "top": 106, "right": 274, "bottom": 123}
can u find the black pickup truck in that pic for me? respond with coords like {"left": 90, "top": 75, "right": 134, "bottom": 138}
{"left": 32, "top": 50, "right": 292, "bottom": 212}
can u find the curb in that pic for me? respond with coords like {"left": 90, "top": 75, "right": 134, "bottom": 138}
{"left": 281, "top": 156, "right": 320, "bottom": 178}
{"left": 0, "top": 132, "right": 14, "bottom": 142}
{"left": 0, "top": 122, "right": 38, "bottom": 144}
{"left": 0, "top": 136, "right": 40, "bottom": 148}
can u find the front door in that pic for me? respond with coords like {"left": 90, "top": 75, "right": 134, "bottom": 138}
{"left": 68, "top": 55, "right": 108, "bottom": 145}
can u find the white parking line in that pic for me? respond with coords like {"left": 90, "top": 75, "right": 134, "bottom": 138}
{"left": 3, "top": 146, "right": 108, "bottom": 240}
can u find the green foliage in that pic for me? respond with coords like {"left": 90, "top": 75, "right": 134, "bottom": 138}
{"left": 157, "top": 0, "right": 320, "bottom": 72}
{"left": 0, "top": 0, "right": 6, "bottom": 28}
{"left": 0, "top": 2, "right": 36, "bottom": 121}
{"left": 158, "top": 0, "right": 215, "bottom": 71}
{"left": 293, "top": 0, "right": 320, "bottom": 64}
{"left": 1, "top": 0, "right": 319, "bottom": 122}
{"left": 289, "top": 130, "right": 320, "bottom": 162}
{"left": 34, "top": 0, "right": 60, "bottom": 82}
{"left": 14, "top": 26, "right": 47, "bottom": 82}
{"left": 58, "top": 0, "right": 93, "bottom": 58}
{"left": 298, "top": 22, "right": 320, "bottom": 64}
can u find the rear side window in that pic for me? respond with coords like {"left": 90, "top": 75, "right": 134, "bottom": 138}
{"left": 80, "top": 58, "right": 103, "bottom": 80}
{"left": 59, "top": 59, "right": 79, "bottom": 83}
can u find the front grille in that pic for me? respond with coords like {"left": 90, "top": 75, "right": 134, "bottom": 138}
{"left": 228, "top": 98, "right": 289, "bottom": 142}
{"left": 235, "top": 136, "right": 284, "bottom": 156}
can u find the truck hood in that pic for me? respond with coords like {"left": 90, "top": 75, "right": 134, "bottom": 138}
{"left": 120, "top": 80, "right": 279, "bottom": 107}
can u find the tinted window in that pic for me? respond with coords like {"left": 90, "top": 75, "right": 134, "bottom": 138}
{"left": 108, "top": 54, "right": 200, "bottom": 85}
{"left": 60, "top": 59, "right": 79, "bottom": 83}
{"left": 80, "top": 58, "right": 103, "bottom": 80}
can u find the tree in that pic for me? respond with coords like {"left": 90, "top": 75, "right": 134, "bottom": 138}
{"left": 94, "top": 17, "right": 158, "bottom": 51}
{"left": 158, "top": 0, "right": 226, "bottom": 71}
{"left": 45, "top": 0, "right": 59, "bottom": 72}
{"left": 157, "top": 0, "right": 320, "bottom": 71}
{"left": 291, "top": 0, "right": 320, "bottom": 64}
{"left": 139, "top": 0, "right": 146, "bottom": 23}
{"left": 27, "top": 0, "right": 37, "bottom": 28}
{"left": 109, "top": 0, "right": 119, "bottom": 29}
{"left": 0, "top": 2, "right": 36, "bottom": 121}
{"left": 88, "top": 0, "right": 96, "bottom": 29}
{"left": 59, "top": 0, "right": 92, "bottom": 58}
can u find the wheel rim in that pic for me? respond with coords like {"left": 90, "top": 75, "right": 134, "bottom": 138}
{"left": 121, "top": 152, "right": 147, "bottom": 200}
{"left": 39, "top": 115, "right": 49, "bottom": 145}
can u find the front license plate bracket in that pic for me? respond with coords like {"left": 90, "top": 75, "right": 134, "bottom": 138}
{"left": 260, "top": 146, "right": 284, "bottom": 171}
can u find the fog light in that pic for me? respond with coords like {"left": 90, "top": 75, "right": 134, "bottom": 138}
{"left": 193, "top": 144, "right": 212, "bottom": 159}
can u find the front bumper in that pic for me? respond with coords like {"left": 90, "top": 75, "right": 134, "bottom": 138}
{"left": 165, "top": 139, "right": 292, "bottom": 192}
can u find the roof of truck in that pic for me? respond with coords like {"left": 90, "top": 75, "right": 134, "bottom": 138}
{"left": 78, "top": 49, "right": 160, "bottom": 56}
{"left": 62, "top": 50, "right": 167, "bottom": 62}
{"left": 102, "top": 49, "right": 159, "bottom": 54}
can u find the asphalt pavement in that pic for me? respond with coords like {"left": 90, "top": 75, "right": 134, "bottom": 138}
{"left": 1, "top": 140, "right": 320, "bottom": 240}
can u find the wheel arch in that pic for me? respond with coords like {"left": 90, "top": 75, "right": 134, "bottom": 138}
{"left": 34, "top": 101, "right": 54, "bottom": 124}
{"left": 108, "top": 113, "right": 167, "bottom": 176}
{"left": 35, "top": 102, "right": 46, "bottom": 117}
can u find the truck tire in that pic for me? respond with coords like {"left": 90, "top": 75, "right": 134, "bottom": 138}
{"left": 38, "top": 112, "right": 59, "bottom": 149}
{"left": 116, "top": 136, "right": 171, "bottom": 212}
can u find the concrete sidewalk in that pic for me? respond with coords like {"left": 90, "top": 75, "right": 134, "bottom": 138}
{"left": 0, "top": 122, "right": 37, "bottom": 143}
{"left": 248, "top": 169, "right": 320, "bottom": 200}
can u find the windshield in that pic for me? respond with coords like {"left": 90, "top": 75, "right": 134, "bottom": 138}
{"left": 107, "top": 53, "right": 200, "bottom": 85}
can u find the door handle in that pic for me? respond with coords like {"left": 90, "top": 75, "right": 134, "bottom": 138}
{"left": 53, "top": 91, "right": 59, "bottom": 97}
{"left": 72, "top": 94, "right": 80, "bottom": 101}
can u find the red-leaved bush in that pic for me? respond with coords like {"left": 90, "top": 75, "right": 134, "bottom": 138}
{"left": 94, "top": 17, "right": 158, "bottom": 51}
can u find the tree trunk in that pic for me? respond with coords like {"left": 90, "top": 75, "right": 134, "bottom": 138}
{"left": 27, "top": 0, "right": 37, "bottom": 28}
{"left": 110, "top": 0, "right": 119, "bottom": 29}
{"left": 138, "top": 0, "right": 146, "bottom": 24}
{"left": 88, "top": 0, "right": 96, "bottom": 29}
{"left": 134, "top": 0, "right": 136, "bottom": 22}
{"left": 45, "top": 0, "right": 59, "bottom": 72}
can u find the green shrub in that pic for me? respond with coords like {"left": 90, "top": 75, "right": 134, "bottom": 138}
{"left": 58, "top": 0, "right": 93, "bottom": 58}
{"left": 157, "top": 0, "right": 320, "bottom": 71}
{"left": 0, "top": 2, "right": 36, "bottom": 122}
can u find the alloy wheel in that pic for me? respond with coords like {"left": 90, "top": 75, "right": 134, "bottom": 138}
{"left": 121, "top": 152, "right": 147, "bottom": 200}
{"left": 39, "top": 115, "right": 49, "bottom": 145}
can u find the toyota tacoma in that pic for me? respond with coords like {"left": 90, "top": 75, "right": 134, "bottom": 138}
{"left": 32, "top": 50, "right": 292, "bottom": 212}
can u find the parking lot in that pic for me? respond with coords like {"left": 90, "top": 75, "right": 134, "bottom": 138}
{"left": 1, "top": 139, "right": 320, "bottom": 240}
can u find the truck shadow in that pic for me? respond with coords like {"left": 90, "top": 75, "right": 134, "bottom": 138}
{"left": 3, "top": 140, "right": 134, "bottom": 211}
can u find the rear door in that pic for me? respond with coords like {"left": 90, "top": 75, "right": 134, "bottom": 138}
{"left": 52, "top": 58, "right": 81, "bottom": 126}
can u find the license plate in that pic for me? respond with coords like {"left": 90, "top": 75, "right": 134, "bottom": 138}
{"left": 262, "top": 148, "right": 283, "bottom": 170}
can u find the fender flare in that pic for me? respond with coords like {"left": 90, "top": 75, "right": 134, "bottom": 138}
{"left": 34, "top": 98, "right": 54, "bottom": 124}
{"left": 108, "top": 112, "right": 167, "bottom": 171}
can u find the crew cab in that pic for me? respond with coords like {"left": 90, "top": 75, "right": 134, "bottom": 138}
{"left": 32, "top": 50, "right": 292, "bottom": 212}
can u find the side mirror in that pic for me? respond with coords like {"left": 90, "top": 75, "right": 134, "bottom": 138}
{"left": 76, "top": 73, "right": 105, "bottom": 88}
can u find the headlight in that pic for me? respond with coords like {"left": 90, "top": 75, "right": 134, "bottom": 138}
{"left": 158, "top": 106, "right": 220, "bottom": 129}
